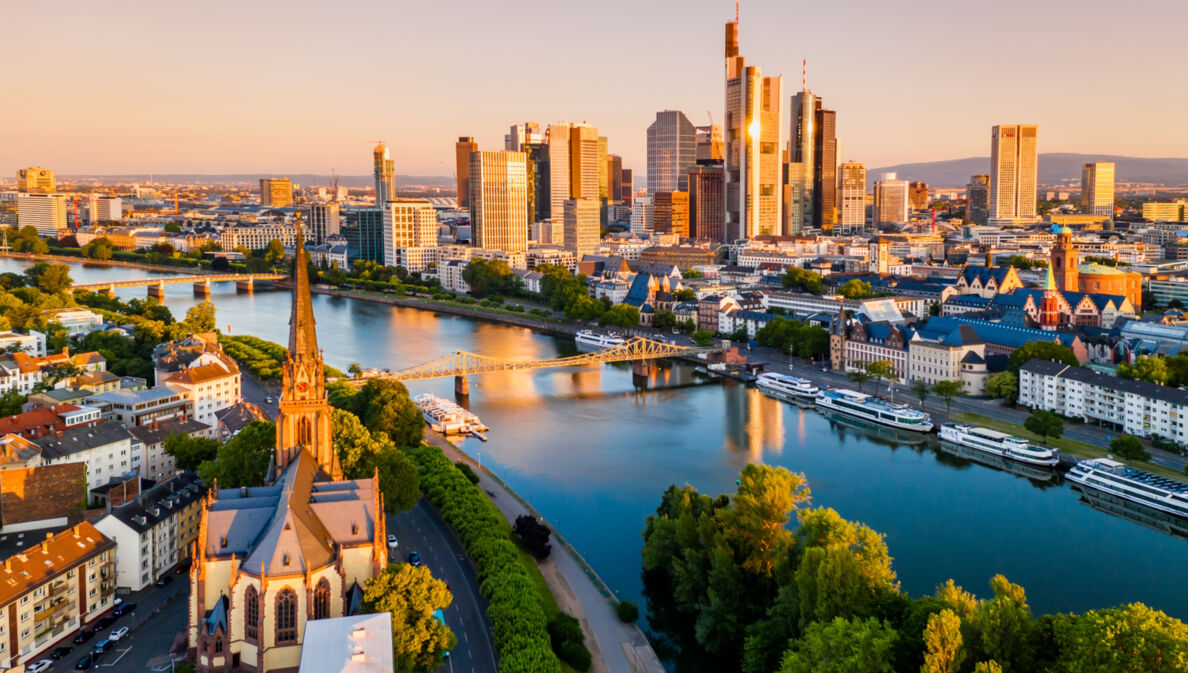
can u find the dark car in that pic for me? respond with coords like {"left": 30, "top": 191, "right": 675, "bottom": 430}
{"left": 407, "top": 551, "right": 423, "bottom": 567}
{"left": 75, "top": 653, "right": 95, "bottom": 670}
{"left": 113, "top": 601, "right": 136, "bottom": 617}
{"left": 97, "top": 615, "right": 116, "bottom": 628}
{"left": 175, "top": 560, "right": 192, "bottom": 574}
{"left": 52, "top": 645, "right": 73, "bottom": 659}
{"left": 73, "top": 628, "right": 96, "bottom": 644}
{"left": 156, "top": 574, "right": 173, "bottom": 586}
{"left": 92, "top": 639, "right": 111, "bottom": 655}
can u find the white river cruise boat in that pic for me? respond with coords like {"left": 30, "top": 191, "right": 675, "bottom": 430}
{"left": 938, "top": 424, "right": 1060, "bottom": 467}
{"left": 1066, "top": 458, "right": 1188, "bottom": 519}
{"left": 574, "top": 330, "right": 627, "bottom": 349}
{"left": 814, "top": 388, "right": 933, "bottom": 432}
{"left": 414, "top": 394, "right": 489, "bottom": 440}
{"left": 756, "top": 372, "right": 820, "bottom": 402}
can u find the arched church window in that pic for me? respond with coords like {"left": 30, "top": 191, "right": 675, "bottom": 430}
{"left": 276, "top": 588, "right": 298, "bottom": 643}
{"left": 298, "top": 417, "right": 311, "bottom": 446}
{"left": 245, "top": 586, "right": 259, "bottom": 642}
{"left": 314, "top": 578, "right": 331, "bottom": 620}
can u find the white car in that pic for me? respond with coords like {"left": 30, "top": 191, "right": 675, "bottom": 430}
{"left": 27, "top": 660, "right": 52, "bottom": 673}
{"left": 109, "top": 626, "right": 129, "bottom": 641}
{"left": 387, "top": 534, "right": 398, "bottom": 550}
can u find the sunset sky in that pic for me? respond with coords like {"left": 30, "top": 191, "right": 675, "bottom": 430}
{"left": 4, "top": 0, "right": 1185, "bottom": 179}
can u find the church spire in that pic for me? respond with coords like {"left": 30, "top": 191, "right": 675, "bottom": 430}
{"left": 289, "top": 214, "right": 318, "bottom": 359}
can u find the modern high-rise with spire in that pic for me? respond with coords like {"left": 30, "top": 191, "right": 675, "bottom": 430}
{"left": 724, "top": 9, "right": 783, "bottom": 240}
{"left": 373, "top": 142, "right": 396, "bottom": 206}
{"left": 788, "top": 87, "right": 838, "bottom": 231}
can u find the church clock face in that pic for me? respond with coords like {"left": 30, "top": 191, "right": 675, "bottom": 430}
{"left": 297, "top": 382, "right": 309, "bottom": 393}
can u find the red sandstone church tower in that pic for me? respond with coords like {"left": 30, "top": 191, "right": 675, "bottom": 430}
{"left": 1050, "top": 223, "right": 1078, "bottom": 292}
{"left": 1039, "top": 266, "right": 1062, "bottom": 331}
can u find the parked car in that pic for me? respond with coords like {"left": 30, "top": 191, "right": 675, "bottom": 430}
{"left": 407, "top": 551, "right": 422, "bottom": 567}
{"left": 387, "top": 534, "right": 398, "bottom": 550}
{"left": 97, "top": 615, "right": 116, "bottom": 628}
{"left": 155, "top": 574, "right": 173, "bottom": 586}
{"left": 175, "top": 559, "right": 193, "bottom": 574}
{"left": 92, "top": 639, "right": 112, "bottom": 654}
{"left": 74, "top": 654, "right": 95, "bottom": 670}
{"left": 73, "top": 628, "right": 96, "bottom": 644}
{"left": 113, "top": 601, "right": 136, "bottom": 617}
{"left": 27, "top": 660, "right": 52, "bottom": 673}
{"left": 109, "top": 626, "right": 129, "bottom": 641}
{"left": 52, "top": 645, "right": 73, "bottom": 659}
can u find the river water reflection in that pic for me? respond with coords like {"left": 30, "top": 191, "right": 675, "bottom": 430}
{"left": 16, "top": 258, "right": 1188, "bottom": 619}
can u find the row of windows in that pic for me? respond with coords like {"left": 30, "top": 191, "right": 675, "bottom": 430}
{"left": 242, "top": 580, "right": 332, "bottom": 645}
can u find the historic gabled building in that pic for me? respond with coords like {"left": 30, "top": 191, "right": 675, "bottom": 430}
{"left": 953, "top": 264, "right": 1024, "bottom": 298}
{"left": 188, "top": 227, "right": 385, "bottom": 673}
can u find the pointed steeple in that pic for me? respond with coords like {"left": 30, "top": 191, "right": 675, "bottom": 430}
{"left": 288, "top": 214, "right": 318, "bottom": 359}
{"left": 1044, "top": 264, "right": 1057, "bottom": 291}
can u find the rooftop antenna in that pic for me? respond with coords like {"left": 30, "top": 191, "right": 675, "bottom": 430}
{"left": 802, "top": 59, "right": 807, "bottom": 90}
{"left": 735, "top": 0, "right": 739, "bottom": 24}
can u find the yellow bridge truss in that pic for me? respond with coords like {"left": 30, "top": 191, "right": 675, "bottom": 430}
{"left": 355, "top": 337, "right": 717, "bottom": 383}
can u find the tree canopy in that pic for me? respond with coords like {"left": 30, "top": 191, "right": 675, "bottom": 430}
{"left": 754, "top": 317, "right": 830, "bottom": 359}
{"left": 197, "top": 420, "right": 275, "bottom": 488}
{"left": 1007, "top": 341, "right": 1078, "bottom": 374}
{"left": 363, "top": 563, "right": 457, "bottom": 673}
{"left": 781, "top": 267, "right": 826, "bottom": 295}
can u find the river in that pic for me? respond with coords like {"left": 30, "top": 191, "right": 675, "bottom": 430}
{"left": 15, "top": 258, "right": 1188, "bottom": 620}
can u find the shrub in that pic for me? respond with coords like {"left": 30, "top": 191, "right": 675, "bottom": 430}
{"left": 454, "top": 461, "right": 480, "bottom": 484}
{"left": 616, "top": 600, "right": 639, "bottom": 623}
{"left": 547, "top": 613, "right": 592, "bottom": 672}
{"left": 513, "top": 515, "right": 552, "bottom": 560}
{"left": 1110, "top": 436, "right": 1151, "bottom": 462}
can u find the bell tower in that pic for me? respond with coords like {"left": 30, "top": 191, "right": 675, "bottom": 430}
{"left": 1050, "top": 223, "right": 1078, "bottom": 292}
{"left": 275, "top": 218, "right": 340, "bottom": 480}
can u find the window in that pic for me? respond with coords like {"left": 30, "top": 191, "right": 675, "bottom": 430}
{"left": 276, "top": 589, "right": 297, "bottom": 643}
{"left": 245, "top": 586, "right": 258, "bottom": 642}
{"left": 215, "top": 637, "right": 223, "bottom": 654}
{"left": 314, "top": 579, "right": 330, "bottom": 620}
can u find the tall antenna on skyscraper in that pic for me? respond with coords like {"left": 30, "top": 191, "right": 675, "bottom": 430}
{"left": 735, "top": 0, "right": 739, "bottom": 24}
{"left": 802, "top": 59, "right": 807, "bottom": 90}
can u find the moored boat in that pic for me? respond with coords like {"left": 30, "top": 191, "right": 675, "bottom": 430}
{"left": 938, "top": 423, "right": 1059, "bottom": 467}
{"left": 574, "top": 330, "right": 627, "bottom": 349}
{"left": 814, "top": 388, "right": 933, "bottom": 432}
{"left": 1066, "top": 458, "right": 1188, "bottom": 519}
{"left": 756, "top": 372, "right": 820, "bottom": 402}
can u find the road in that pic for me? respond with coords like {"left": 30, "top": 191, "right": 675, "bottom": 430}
{"left": 388, "top": 501, "right": 498, "bottom": 673}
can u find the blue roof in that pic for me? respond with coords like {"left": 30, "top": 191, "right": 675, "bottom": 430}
{"left": 961, "top": 265, "right": 1013, "bottom": 285}
{"left": 923, "top": 316, "right": 1079, "bottom": 349}
{"left": 623, "top": 274, "right": 652, "bottom": 307}
{"left": 735, "top": 310, "right": 776, "bottom": 323}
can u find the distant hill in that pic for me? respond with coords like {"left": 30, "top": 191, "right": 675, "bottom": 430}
{"left": 869, "top": 153, "right": 1188, "bottom": 187}
{"left": 61, "top": 174, "right": 456, "bottom": 188}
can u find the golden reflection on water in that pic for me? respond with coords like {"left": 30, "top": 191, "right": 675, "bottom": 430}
{"left": 723, "top": 386, "right": 785, "bottom": 460}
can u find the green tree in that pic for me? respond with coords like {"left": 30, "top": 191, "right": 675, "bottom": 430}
{"left": 363, "top": 563, "right": 456, "bottom": 673}
{"left": 972, "top": 662, "right": 1003, "bottom": 673}
{"left": 727, "top": 464, "right": 811, "bottom": 577}
{"left": 1110, "top": 436, "right": 1151, "bottom": 462}
{"left": 984, "top": 371, "right": 1018, "bottom": 404}
{"left": 795, "top": 507, "right": 899, "bottom": 625}
{"left": 674, "top": 288, "right": 697, "bottom": 302}
{"left": 23, "top": 262, "right": 72, "bottom": 294}
{"left": 1007, "top": 341, "right": 1078, "bottom": 374}
{"left": 165, "top": 222, "right": 181, "bottom": 233}
{"left": 82, "top": 238, "right": 114, "bottom": 260}
{"left": 652, "top": 308, "right": 678, "bottom": 331}
{"left": 331, "top": 408, "right": 420, "bottom": 512}
{"left": 973, "top": 575, "right": 1035, "bottom": 672}
{"left": 1023, "top": 409, "right": 1064, "bottom": 444}
{"left": 198, "top": 420, "right": 275, "bottom": 487}
{"left": 846, "top": 366, "right": 873, "bottom": 393}
{"left": 921, "top": 609, "right": 964, "bottom": 673}
{"left": 909, "top": 380, "right": 932, "bottom": 408}
{"left": 599, "top": 304, "right": 639, "bottom": 329}
{"left": 264, "top": 239, "right": 285, "bottom": 265}
{"left": 462, "top": 258, "right": 518, "bottom": 298}
{"left": 182, "top": 300, "right": 217, "bottom": 333}
{"left": 162, "top": 433, "right": 220, "bottom": 471}
{"left": 929, "top": 300, "right": 941, "bottom": 316}
{"left": 931, "top": 380, "right": 965, "bottom": 414}
{"left": 683, "top": 268, "right": 704, "bottom": 279}
{"left": 0, "top": 391, "right": 25, "bottom": 416}
{"left": 353, "top": 378, "right": 425, "bottom": 447}
{"left": 1054, "top": 603, "right": 1188, "bottom": 673}
{"left": 1118, "top": 355, "right": 1170, "bottom": 384}
{"left": 348, "top": 362, "right": 362, "bottom": 376}
{"left": 864, "top": 360, "right": 897, "bottom": 392}
{"left": 781, "top": 267, "right": 826, "bottom": 295}
{"left": 778, "top": 616, "right": 897, "bottom": 673}
{"left": 692, "top": 329, "right": 715, "bottom": 347}
{"left": 838, "top": 279, "right": 875, "bottom": 300}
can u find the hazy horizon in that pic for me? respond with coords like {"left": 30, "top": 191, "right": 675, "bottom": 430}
{"left": 4, "top": 0, "right": 1186, "bottom": 178}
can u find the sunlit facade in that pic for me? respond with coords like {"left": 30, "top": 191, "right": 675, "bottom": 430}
{"left": 724, "top": 19, "right": 782, "bottom": 240}
{"left": 470, "top": 151, "right": 529, "bottom": 254}
{"left": 1081, "top": 161, "right": 1115, "bottom": 216}
{"left": 989, "top": 124, "right": 1040, "bottom": 225}
{"left": 647, "top": 110, "right": 697, "bottom": 194}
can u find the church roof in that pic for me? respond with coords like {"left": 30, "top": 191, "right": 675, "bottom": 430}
{"left": 1078, "top": 263, "right": 1124, "bottom": 276}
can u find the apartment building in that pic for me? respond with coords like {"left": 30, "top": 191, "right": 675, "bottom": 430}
{"left": 34, "top": 419, "right": 137, "bottom": 493}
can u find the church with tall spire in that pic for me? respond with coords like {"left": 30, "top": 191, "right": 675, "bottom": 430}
{"left": 187, "top": 225, "right": 385, "bottom": 673}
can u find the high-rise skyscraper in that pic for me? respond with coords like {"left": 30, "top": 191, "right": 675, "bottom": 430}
{"left": 630, "top": 195, "right": 653, "bottom": 236}
{"left": 989, "top": 124, "right": 1039, "bottom": 225}
{"left": 647, "top": 111, "right": 697, "bottom": 194}
{"left": 966, "top": 175, "right": 990, "bottom": 224}
{"left": 16, "top": 167, "right": 55, "bottom": 194}
{"left": 696, "top": 125, "right": 724, "bottom": 163}
{"left": 653, "top": 192, "right": 690, "bottom": 237}
{"left": 789, "top": 89, "right": 838, "bottom": 230}
{"left": 524, "top": 143, "right": 550, "bottom": 222}
{"left": 373, "top": 142, "right": 396, "bottom": 206}
{"left": 307, "top": 203, "right": 341, "bottom": 244}
{"left": 874, "top": 173, "right": 909, "bottom": 226}
{"left": 382, "top": 198, "right": 438, "bottom": 269}
{"left": 568, "top": 123, "right": 600, "bottom": 201}
{"left": 455, "top": 137, "right": 479, "bottom": 209}
{"left": 620, "top": 169, "right": 634, "bottom": 204}
{"left": 688, "top": 164, "right": 725, "bottom": 241}
{"left": 86, "top": 194, "right": 123, "bottom": 224}
{"left": 838, "top": 162, "right": 866, "bottom": 233}
{"left": 908, "top": 182, "right": 929, "bottom": 211}
{"left": 16, "top": 193, "right": 67, "bottom": 235}
{"left": 608, "top": 155, "right": 624, "bottom": 203}
{"left": 724, "top": 16, "right": 783, "bottom": 239}
{"left": 259, "top": 178, "right": 293, "bottom": 208}
{"left": 469, "top": 151, "right": 528, "bottom": 254}
{"left": 547, "top": 124, "right": 571, "bottom": 220}
{"left": 505, "top": 123, "right": 543, "bottom": 151}
{"left": 1081, "top": 161, "right": 1115, "bottom": 217}
{"left": 563, "top": 198, "right": 600, "bottom": 258}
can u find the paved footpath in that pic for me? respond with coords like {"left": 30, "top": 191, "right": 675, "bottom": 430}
{"left": 424, "top": 433, "right": 664, "bottom": 673}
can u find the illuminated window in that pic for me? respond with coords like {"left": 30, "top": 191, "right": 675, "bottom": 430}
{"left": 276, "top": 589, "right": 297, "bottom": 643}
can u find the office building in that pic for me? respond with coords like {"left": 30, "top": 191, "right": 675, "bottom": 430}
{"left": 218, "top": 224, "right": 298, "bottom": 251}
{"left": 547, "top": 124, "right": 571, "bottom": 219}
{"left": 608, "top": 154, "right": 624, "bottom": 203}
{"left": 688, "top": 164, "right": 726, "bottom": 241}
{"left": 838, "top": 162, "right": 866, "bottom": 233}
{"left": 382, "top": 198, "right": 439, "bottom": 268}
{"left": 344, "top": 208, "right": 384, "bottom": 263}
{"left": 505, "top": 122, "right": 543, "bottom": 151}
{"left": 724, "top": 17, "right": 783, "bottom": 239}
{"left": 86, "top": 194, "right": 122, "bottom": 223}
{"left": 563, "top": 198, "right": 600, "bottom": 258}
{"left": 874, "top": 173, "right": 909, "bottom": 225}
{"left": 647, "top": 110, "right": 697, "bottom": 193}
{"left": 989, "top": 124, "right": 1040, "bottom": 225}
{"left": 631, "top": 195, "right": 654, "bottom": 236}
{"left": 696, "top": 124, "right": 724, "bottom": 163}
{"left": 620, "top": 169, "right": 634, "bottom": 203}
{"left": 789, "top": 89, "right": 838, "bottom": 230}
{"left": 568, "top": 123, "right": 600, "bottom": 200}
{"left": 307, "top": 203, "right": 341, "bottom": 244}
{"left": 373, "top": 142, "right": 396, "bottom": 206}
{"left": 909, "top": 181, "right": 929, "bottom": 211}
{"left": 524, "top": 142, "right": 551, "bottom": 222}
{"left": 16, "top": 192, "right": 67, "bottom": 235}
{"left": 966, "top": 175, "right": 990, "bottom": 224}
{"left": 782, "top": 160, "right": 808, "bottom": 235}
{"left": 16, "top": 166, "right": 55, "bottom": 193}
{"left": 1081, "top": 161, "right": 1115, "bottom": 216}
{"left": 455, "top": 137, "right": 478, "bottom": 208}
{"left": 653, "top": 191, "right": 690, "bottom": 237}
{"left": 1142, "top": 202, "right": 1186, "bottom": 222}
{"left": 259, "top": 178, "right": 293, "bottom": 208}
{"left": 470, "top": 151, "right": 529, "bottom": 254}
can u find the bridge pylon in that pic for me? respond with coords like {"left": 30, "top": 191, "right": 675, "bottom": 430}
{"left": 236, "top": 278, "right": 254, "bottom": 293}
{"left": 147, "top": 282, "right": 166, "bottom": 300}
{"left": 193, "top": 280, "right": 211, "bottom": 297}
{"left": 454, "top": 375, "right": 469, "bottom": 397}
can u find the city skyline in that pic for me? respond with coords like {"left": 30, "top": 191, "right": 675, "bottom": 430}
{"left": 5, "top": 0, "right": 1187, "bottom": 178}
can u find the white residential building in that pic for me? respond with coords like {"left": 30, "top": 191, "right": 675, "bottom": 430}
{"left": 440, "top": 260, "right": 470, "bottom": 294}
{"left": 34, "top": 418, "right": 137, "bottom": 492}
{"left": 43, "top": 308, "right": 104, "bottom": 336}
{"left": 0, "top": 330, "right": 46, "bottom": 356}
{"left": 382, "top": 199, "right": 438, "bottom": 268}
{"left": 218, "top": 224, "right": 298, "bottom": 251}
{"left": 16, "top": 192, "right": 67, "bottom": 235}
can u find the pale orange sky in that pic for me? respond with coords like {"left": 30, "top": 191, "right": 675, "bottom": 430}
{"left": 3, "top": 0, "right": 1185, "bottom": 178}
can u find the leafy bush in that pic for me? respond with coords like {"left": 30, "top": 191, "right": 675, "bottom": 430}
{"left": 1110, "top": 436, "right": 1151, "bottom": 462}
{"left": 455, "top": 461, "right": 480, "bottom": 484}
{"left": 408, "top": 444, "right": 562, "bottom": 673}
{"left": 513, "top": 515, "right": 552, "bottom": 560}
{"left": 616, "top": 600, "right": 639, "bottom": 623}
{"left": 547, "top": 613, "right": 592, "bottom": 672}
